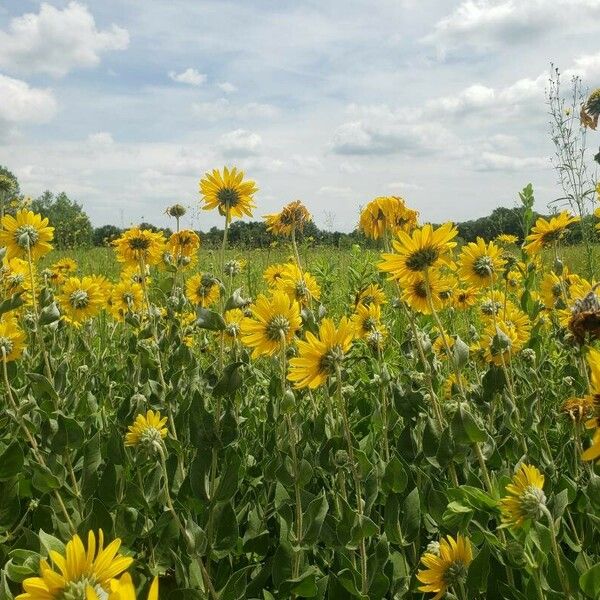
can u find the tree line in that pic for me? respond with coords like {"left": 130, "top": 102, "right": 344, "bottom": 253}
{"left": 1, "top": 165, "right": 596, "bottom": 250}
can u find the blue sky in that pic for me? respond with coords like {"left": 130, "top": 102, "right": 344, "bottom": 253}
{"left": 0, "top": 1, "right": 599, "bottom": 231}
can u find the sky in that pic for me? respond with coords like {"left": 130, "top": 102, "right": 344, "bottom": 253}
{"left": 0, "top": 0, "right": 599, "bottom": 232}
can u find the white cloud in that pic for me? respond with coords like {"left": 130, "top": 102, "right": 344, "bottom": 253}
{"left": 218, "top": 129, "right": 262, "bottom": 157}
{"left": 424, "top": 0, "right": 600, "bottom": 56}
{"left": 0, "top": 2, "right": 129, "bottom": 77}
{"left": 168, "top": 68, "right": 207, "bottom": 86}
{"left": 317, "top": 186, "right": 353, "bottom": 197}
{"left": 87, "top": 132, "right": 114, "bottom": 148}
{"left": 567, "top": 51, "right": 600, "bottom": 80}
{"left": 470, "top": 151, "right": 548, "bottom": 172}
{"left": 330, "top": 107, "right": 459, "bottom": 156}
{"left": 192, "top": 98, "right": 280, "bottom": 121}
{"left": 0, "top": 74, "right": 57, "bottom": 124}
{"left": 388, "top": 181, "right": 423, "bottom": 191}
{"left": 217, "top": 82, "right": 237, "bottom": 94}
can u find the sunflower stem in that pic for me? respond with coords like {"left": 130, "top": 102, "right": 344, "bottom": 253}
{"left": 2, "top": 349, "right": 75, "bottom": 533}
{"left": 335, "top": 362, "right": 369, "bottom": 595}
{"left": 157, "top": 443, "right": 219, "bottom": 599}
{"left": 542, "top": 505, "right": 572, "bottom": 599}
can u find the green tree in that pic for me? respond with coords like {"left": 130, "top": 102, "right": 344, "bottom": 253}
{"left": 31, "top": 191, "right": 93, "bottom": 249}
{"left": 0, "top": 165, "right": 21, "bottom": 221}
{"left": 93, "top": 224, "right": 122, "bottom": 246}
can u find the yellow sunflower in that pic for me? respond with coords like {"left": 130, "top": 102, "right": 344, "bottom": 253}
{"left": 223, "top": 308, "right": 245, "bottom": 344}
{"left": 0, "top": 209, "right": 54, "bottom": 260}
{"left": 442, "top": 373, "right": 469, "bottom": 399}
{"left": 495, "top": 233, "right": 519, "bottom": 246}
{"left": 453, "top": 286, "right": 479, "bottom": 310}
{"left": 499, "top": 464, "right": 546, "bottom": 528}
{"left": 240, "top": 291, "right": 302, "bottom": 358}
{"left": 263, "top": 263, "right": 287, "bottom": 287}
{"left": 16, "top": 530, "right": 133, "bottom": 600}
{"left": 523, "top": 211, "right": 579, "bottom": 255}
{"left": 379, "top": 222, "right": 457, "bottom": 283}
{"left": 185, "top": 273, "right": 221, "bottom": 308}
{"left": 3, "top": 257, "right": 33, "bottom": 298}
{"left": 458, "top": 237, "right": 505, "bottom": 288}
{"left": 264, "top": 200, "right": 311, "bottom": 236}
{"left": 401, "top": 270, "right": 448, "bottom": 315}
{"left": 359, "top": 196, "right": 419, "bottom": 240}
{"left": 199, "top": 166, "right": 258, "bottom": 220}
{"left": 417, "top": 534, "right": 473, "bottom": 600}
{"left": 287, "top": 317, "right": 355, "bottom": 389}
{"left": 113, "top": 228, "right": 166, "bottom": 267}
{"left": 125, "top": 410, "right": 168, "bottom": 448}
{"left": 87, "top": 573, "right": 159, "bottom": 600}
{"left": 109, "top": 280, "right": 144, "bottom": 321}
{"left": 165, "top": 230, "right": 200, "bottom": 269}
{"left": 351, "top": 302, "right": 386, "bottom": 339}
{"left": 274, "top": 263, "right": 321, "bottom": 305}
{"left": 57, "top": 276, "right": 105, "bottom": 326}
{"left": 561, "top": 396, "right": 595, "bottom": 423}
{"left": 478, "top": 319, "right": 518, "bottom": 366}
{"left": 0, "top": 316, "right": 26, "bottom": 362}
{"left": 354, "top": 283, "right": 387, "bottom": 309}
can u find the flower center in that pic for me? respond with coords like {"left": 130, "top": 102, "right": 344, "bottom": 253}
{"left": 319, "top": 344, "right": 345, "bottom": 374}
{"left": 520, "top": 485, "right": 546, "bottom": 520}
{"left": 413, "top": 280, "right": 428, "bottom": 299}
{"left": 266, "top": 315, "right": 290, "bottom": 341}
{"left": 128, "top": 236, "right": 150, "bottom": 251}
{"left": 405, "top": 247, "right": 439, "bottom": 272}
{"left": 0, "top": 337, "right": 14, "bottom": 355}
{"left": 295, "top": 280, "right": 309, "bottom": 299}
{"left": 473, "top": 255, "right": 494, "bottom": 277}
{"left": 14, "top": 224, "right": 39, "bottom": 249}
{"left": 217, "top": 187, "right": 241, "bottom": 208}
{"left": 60, "top": 579, "right": 107, "bottom": 600}
{"left": 362, "top": 316, "right": 377, "bottom": 332}
{"left": 70, "top": 290, "right": 90, "bottom": 309}
{"left": 443, "top": 560, "right": 468, "bottom": 587}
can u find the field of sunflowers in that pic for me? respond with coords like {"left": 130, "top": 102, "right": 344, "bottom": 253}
{"left": 2, "top": 167, "right": 600, "bottom": 600}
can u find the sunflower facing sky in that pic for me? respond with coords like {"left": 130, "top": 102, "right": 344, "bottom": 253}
{"left": 185, "top": 273, "right": 221, "bottom": 307}
{"left": 287, "top": 316, "right": 355, "bottom": 389}
{"left": 378, "top": 222, "right": 457, "bottom": 283}
{"left": 0, "top": 209, "right": 54, "bottom": 260}
{"left": 240, "top": 290, "right": 302, "bottom": 358}
{"left": 359, "top": 196, "right": 419, "bottom": 240}
{"left": 523, "top": 211, "right": 579, "bottom": 255}
{"left": 113, "top": 228, "right": 166, "bottom": 267}
{"left": 199, "top": 166, "right": 258, "bottom": 220}
{"left": 0, "top": 316, "right": 26, "bottom": 362}
{"left": 458, "top": 237, "right": 505, "bottom": 288}
{"left": 499, "top": 464, "right": 546, "bottom": 528}
{"left": 17, "top": 530, "right": 133, "bottom": 600}
{"left": 264, "top": 200, "right": 311, "bottom": 236}
{"left": 417, "top": 534, "right": 473, "bottom": 599}
{"left": 57, "top": 276, "right": 105, "bottom": 326}
{"left": 274, "top": 263, "right": 321, "bottom": 306}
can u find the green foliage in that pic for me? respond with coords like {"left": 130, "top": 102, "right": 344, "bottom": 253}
{"left": 31, "top": 191, "right": 93, "bottom": 249}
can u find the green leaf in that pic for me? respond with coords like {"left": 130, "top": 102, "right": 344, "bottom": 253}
{"left": 451, "top": 406, "right": 486, "bottom": 444}
{"left": 0, "top": 441, "right": 24, "bottom": 481}
{"left": 39, "top": 301, "right": 60, "bottom": 325}
{"left": 382, "top": 457, "right": 407, "bottom": 494}
{"left": 31, "top": 463, "right": 61, "bottom": 493}
{"left": 401, "top": 487, "right": 420, "bottom": 543}
{"left": 580, "top": 563, "right": 600, "bottom": 599}
{"left": 453, "top": 335, "right": 470, "bottom": 368}
{"left": 214, "top": 501, "right": 239, "bottom": 551}
{"left": 38, "top": 530, "right": 65, "bottom": 557}
{"left": 196, "top": 308, "right": 225, "bottom": 331}
{"left": 0, "top": 293, "right": 24, "bottom": 318}
{"left": 214, "top": 452, "right": 241, "bottom": 504}
{"left": 301, "top": 493, "right": 328, "bottom": 545}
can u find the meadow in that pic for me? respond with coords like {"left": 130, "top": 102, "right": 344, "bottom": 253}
{"left": 2, "top": 185, "right": 600, "bottom": 600}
